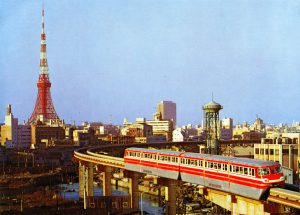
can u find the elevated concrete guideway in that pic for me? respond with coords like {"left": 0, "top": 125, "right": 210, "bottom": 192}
{"left": 73, "top": 142, "right": 300, "bottom": 214}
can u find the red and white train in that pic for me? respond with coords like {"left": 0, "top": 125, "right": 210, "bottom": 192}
{"left": 124, "top": 147, "right": 285, "bottom": 200}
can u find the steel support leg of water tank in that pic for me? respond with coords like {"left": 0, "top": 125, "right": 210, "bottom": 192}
{"left": 78, "top": 162, "right": 85, "bottom": 198}
{"left": 103, "top": 166, "right": 112, "bottom": 196}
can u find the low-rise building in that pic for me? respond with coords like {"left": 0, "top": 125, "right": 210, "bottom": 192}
{"left": 146, "top": 119, "right": 173, "bottom": 141}
{"left": 254, "top": 134, "right": 299, "bottom": 183}
{"left": 31, "top": 123, "right": 65, "bottom": 148}
{"left": 1, "top": 104, "right": 31, "bottom": 149}
{"left": 172, "top": 128, "right": 186, "bottom": 142}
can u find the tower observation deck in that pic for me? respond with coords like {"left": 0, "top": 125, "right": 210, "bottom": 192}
{"left": 29, "top": 6, "right": 59, "bottom": 124}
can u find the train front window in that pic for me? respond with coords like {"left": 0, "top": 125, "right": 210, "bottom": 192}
{"left": 258, "top": 168, "right": 270, "bottom": 176}
{"left": 275, "top": 166, "right": 282, "bottom": 174}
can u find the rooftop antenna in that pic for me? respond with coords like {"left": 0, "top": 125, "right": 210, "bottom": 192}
{"left": 109, "top": 114, "right": 112, "bottom": 125}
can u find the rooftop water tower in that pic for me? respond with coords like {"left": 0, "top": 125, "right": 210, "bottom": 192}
{"left": 202, "top": 100, "right": 223, "bottom": 155}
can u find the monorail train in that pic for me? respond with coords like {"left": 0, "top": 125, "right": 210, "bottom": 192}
{"left": 124, "top": 147, "right": 285, "bottom": 200}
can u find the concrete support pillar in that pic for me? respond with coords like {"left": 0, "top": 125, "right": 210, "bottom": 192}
{"left": 78, "top": 162, "right": 85, "bottom": 198}
{"left": 167, "top": 179, "right": 177, "bottom": 215}
{"left": 103, "top": 166, "right": 112, "bottom": 196}
{"left": 86, "top": 163, "right": 94, "bottom": 196}
{"left": 128, "top": 172, "right": 140, "bottom": 209}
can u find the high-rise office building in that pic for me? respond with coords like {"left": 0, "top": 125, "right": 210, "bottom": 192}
{"left": 156, "top": 101, "right": 176, "bottom": 129}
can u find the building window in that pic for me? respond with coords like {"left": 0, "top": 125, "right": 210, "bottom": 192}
{"left": 260, "top": 149, "right": 264, "bottom": 154}
{"left": 282, "top": 149, "right": 289, "bottom": 154}
{"left": 255, "top": 148, "right": 259, "bottom": 154}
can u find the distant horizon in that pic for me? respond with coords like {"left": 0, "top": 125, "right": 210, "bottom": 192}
{"left": 3, "top": 102, "right": 298, "bottom": 127}
{"left": 1, "top": 1, "right": 300, "bottom": 126}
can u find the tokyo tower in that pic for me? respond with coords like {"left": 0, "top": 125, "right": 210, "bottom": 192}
{"left": 28, "top": 6, "right": 59, "bottom": 123}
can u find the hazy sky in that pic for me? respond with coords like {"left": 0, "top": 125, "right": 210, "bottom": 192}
{"left": 1, "top": 0, "right": 300, "bottom": 126}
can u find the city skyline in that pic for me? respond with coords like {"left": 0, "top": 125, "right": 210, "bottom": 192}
{"left": 1, "top": 1, "right": 300, "bottom": 126}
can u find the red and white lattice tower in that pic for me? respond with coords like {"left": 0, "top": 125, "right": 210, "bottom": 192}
{"left": 28, "top": 6, "right": 59, "bottom": 124}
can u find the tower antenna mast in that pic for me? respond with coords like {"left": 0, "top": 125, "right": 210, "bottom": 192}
{"left": 28, "top": 4, "right": 59, "bottom": 123}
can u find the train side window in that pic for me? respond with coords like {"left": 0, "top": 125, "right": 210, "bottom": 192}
{"left": 224, "top": 164, "right": 227, "bottom": 171}
{"left": 232, "top": 166, "right": 236, "bottom": 173}
{"left": 176, "top": 158, "right": 178, "bottom": 163}
{"left": 218, "top": 164, "right": 222, "bottom": 170}
{"left": 199, "top": 160, "right": 203, "bottom": 167}
{"left": 251, "top": 168, "right": 255, "bottom": 176}
{"left": 275, "top": 166, "right": 282, "bottom": 173}
{"left": 213, "top": 163, "right": 218, "bottom": 169}
{"left": 239, "top": 167, "right": 243, "bottom": 174}
{"left": 244, "top": 168, "right": 248, "bottom": 175}
{"left": 229, "top": 165, "right": 232, "bottom": 172}
{"left": 137, "top": 153, "right": 140, "bottom": 157}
